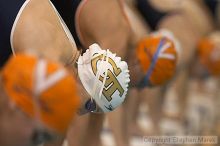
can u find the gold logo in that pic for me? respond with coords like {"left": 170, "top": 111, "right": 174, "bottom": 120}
{"left": 91, "top": 54, "right": 124, "bottom": 102}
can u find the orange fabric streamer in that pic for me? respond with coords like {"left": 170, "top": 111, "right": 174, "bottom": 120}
{"left": 2, "top": 54, "right": 80, "bottom": 134}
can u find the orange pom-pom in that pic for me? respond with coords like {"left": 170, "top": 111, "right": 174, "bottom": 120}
{"left": 2, "top": 54, "right": 80, "bottom": 134}
{"left": 198, "top": 36, "right": 220, "bottom": 76}
{"left": 136, "top": 34, "right": 178, "bottom": 86}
